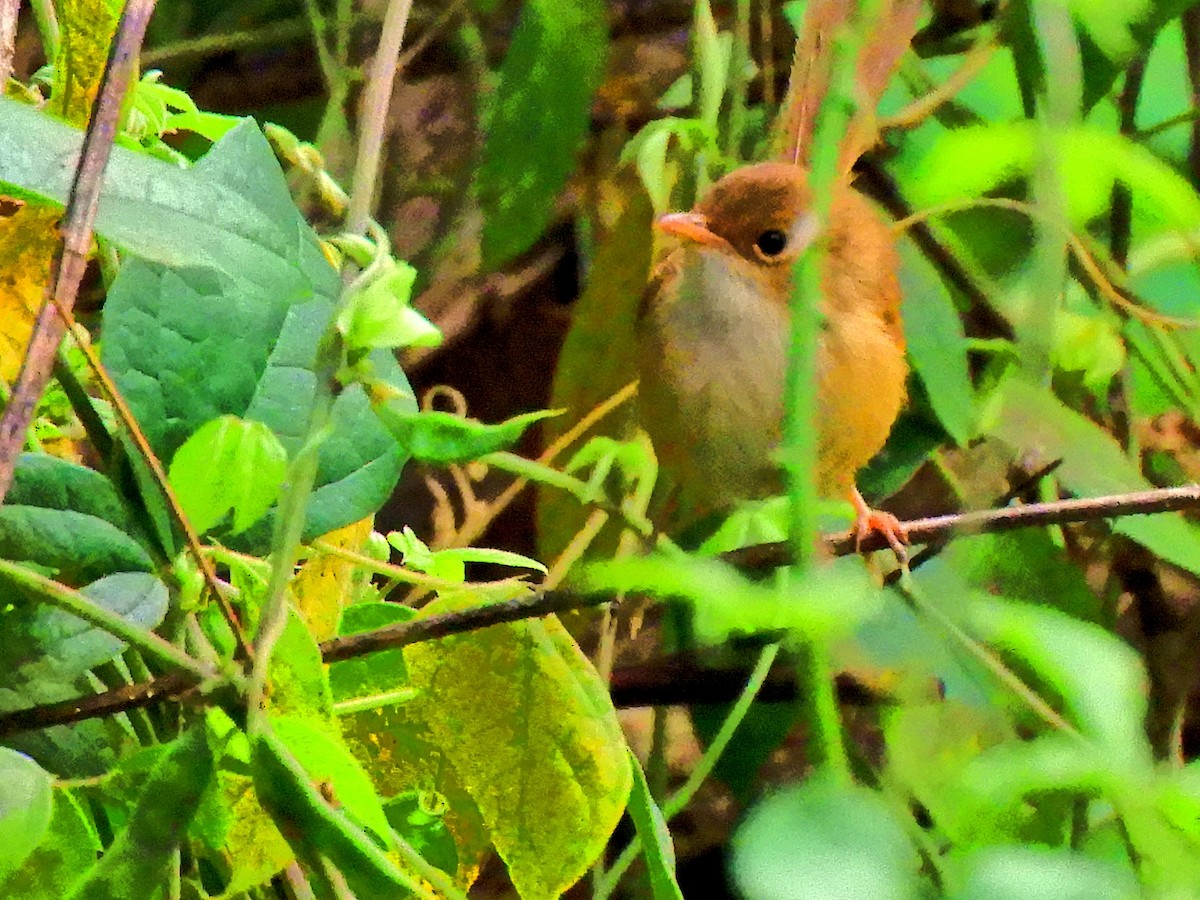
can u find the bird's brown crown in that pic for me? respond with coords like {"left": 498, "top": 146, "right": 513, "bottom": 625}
{"left": 693, "top": 162, "right": 815, "bottom": 267}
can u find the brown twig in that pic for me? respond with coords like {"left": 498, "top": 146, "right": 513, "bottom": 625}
{"left": 729, "top": 483, "right": 1200, "bottom": 567}
{"left": 0, "top": 0, "right": 155, "bottom": 503}
{"left": 0, "top": 0, "right": 17, "bottom": 86}
{"left": 345, "top": 0, "right": 414, "bottom": 238}
{"left": 5, "top": 483, "right": 1200, "bottom": 736}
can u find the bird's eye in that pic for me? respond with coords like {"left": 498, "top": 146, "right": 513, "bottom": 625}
{"left": 754, "top": 229, "right": 788, "bottom": 257}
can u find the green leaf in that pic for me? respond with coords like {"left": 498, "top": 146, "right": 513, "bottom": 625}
{"left": 477, "top": 0, "right": 608, "bottom": 268}
{"left": 582, "top": 554, "right": 883, "bottom": 644}
{"left": 0, "top": 749, "right": 53, "bottom": 882}
{"left": 885, "top": 701, "right": 1013, "bottom": 845}
{"left": 388, "top": 528, "right": 547, "bottom": 583}
{"left": 330, "top": 602, "right": 416, "bottom": 714}
{"left": 252, "top": 731, "right": 427, "bottom": 898}
{"left": 944, "top": 530, "right": 1101, "bottom": 623}
{"left": 337, "top": 258, "right": 440, "bottom": 351}
{"left": 946, "top": 845, "right": 1140, "bottom": 900}
{"left": 0, "top": 572, "right": 168, "bottom": 776}
{"left": 0, "top": 100, "right": 317, "bottom": 295}
{"left": 626, "top": 750, "right": 684, "bottom": 900}
{"left": 0, "top": 105, "right": 410, "bottom": 546}
{"left": 402, "top": 595, "right": 632, "bottom": 898}
{"left": 374, "top": 404, "right": 560, "bottom": 465}
{"left": 898, "top": 239, "right": 974, "bottom": 445}
{"left": 694, "top": 0, "right": 733, "bottom": 133}
{"left": 169, "top": 415, "right": 287, "bottom": 535}
{"left": 993, "top": 377, "right": 1200, "bottom": 576}
{"left": 0, "top": 788, "right": 100, "bottom": 900}
{"left": 266, "top": 608, "right": 334, "bottom": 724}
{"left": 730, "top": 773, "right": 920, "bottom": 898}
{"left": 968, "top": 597, "right": 1152, "bottom": 768}
{"left": 539, "top": 181, "right": 654, "bottom": 561}
{"left": 1052, "top": 308, "right": 1126, "bottom": 398}
{"left": 0, "top": 506, "right": 153, "bottom": 584}
{"left": 909, "top": 123, "right": 1200, "bottom": 232}
{"left": 1006, "top": 0, "right": 1196, "bottom": 111}
{"left": 8, "top": 454, "right": 132, "bottom": 532}
{"left": 66, "top": 725, "right": 213, "bottom": 900}
{"left": 270, "top": 715, "right": 392, "bottom": 846}
{"left": 0, "top": 571, "right": 169, "bottom": 709}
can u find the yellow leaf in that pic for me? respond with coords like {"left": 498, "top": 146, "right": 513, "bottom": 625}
{"left": 0, "top": 204, "right": 58, "bottom": 383}
{"left": 293, "top": 517, "right": 374, "bottom": 641}
{"left": 401, "top": 596, "right": 632, "bottom": 898}
{"left": 50, "top": 0, "right": 123, "bottom": 126}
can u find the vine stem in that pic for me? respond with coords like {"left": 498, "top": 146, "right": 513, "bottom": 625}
{"left": 246, "top": 0, "right": 416, "bottom": 733}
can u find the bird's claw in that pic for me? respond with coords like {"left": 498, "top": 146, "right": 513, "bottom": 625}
{"left": 853, "top": 508, "right": 909, "bottom": 562}
{"left": 849, "top": 487, "right": 909, "bottom": 563}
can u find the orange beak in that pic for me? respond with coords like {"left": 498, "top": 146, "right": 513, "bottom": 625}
{"left": 655, "top": 211, "right": 725, "bottom": 248}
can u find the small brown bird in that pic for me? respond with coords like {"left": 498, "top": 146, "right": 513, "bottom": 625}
{"left": 636, "top": 161, "right": 909, "bottom": 550}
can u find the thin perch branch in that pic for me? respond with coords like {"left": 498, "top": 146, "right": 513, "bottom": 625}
{"left": 4, "top": 483, "right": 1200, "bottom": 736}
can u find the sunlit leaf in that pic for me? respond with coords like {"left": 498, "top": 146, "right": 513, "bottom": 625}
{"left": 582, "top": 553, "right": 882, "bottom": 644}
{"left": 168, "top": 415, "right": 287, "bottom": 535}
{"left": 993, "top": 377, "right": 1200, "bottom": 576}
{"left": 945, "top": 845, "right": 1140, "bottom": 900}
{"left": 898, "top": 238, "right": 975, "bottom": 445}
{"left": 909, "top": 123, "right": 1200, "bottom": 232}
{"left": 270, "top": 715, "right": 392, "bottom": 846}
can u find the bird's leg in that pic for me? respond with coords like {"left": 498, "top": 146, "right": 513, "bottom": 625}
{"left": 849, "top": 486, "right": 908, "bottom": 561}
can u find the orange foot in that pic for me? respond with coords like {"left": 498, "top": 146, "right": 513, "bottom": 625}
{"left": 850, "top": 487, "right": 909, "bottom": 561}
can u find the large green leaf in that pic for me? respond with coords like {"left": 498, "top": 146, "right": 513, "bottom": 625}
{"left": 908, "top": 123, "right": 1200, "bottom": 233}
{"left": 0, "top": 572, "right": 168, "bottom": 775}
{"left": 477, "top": 0, "right": 608, "bottom": 268}
{"left": 946, "top": 845, "right": 1140, "bottom": 899}
{"left": 0, "top": 101, "right": 414, "bottom": 548}
{"left": 403, "top": 594, "right": 632, "bottom": 898}
{"left": 8, "top": 454, "right": 132, "bottom": 533}
{"left": 0, "top": 506, "right": 152, "bottom": 585}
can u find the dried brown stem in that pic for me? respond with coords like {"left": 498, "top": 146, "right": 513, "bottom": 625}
{"left": 0, "top": 0, "right": 156, "bottom": 503}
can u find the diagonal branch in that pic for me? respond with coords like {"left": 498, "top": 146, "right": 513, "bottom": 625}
{"left": 3, "top": 483, "right": 1199, "bottom": 736}
{"left": 0, "top": 0, "right": 155, "bottom": 504}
